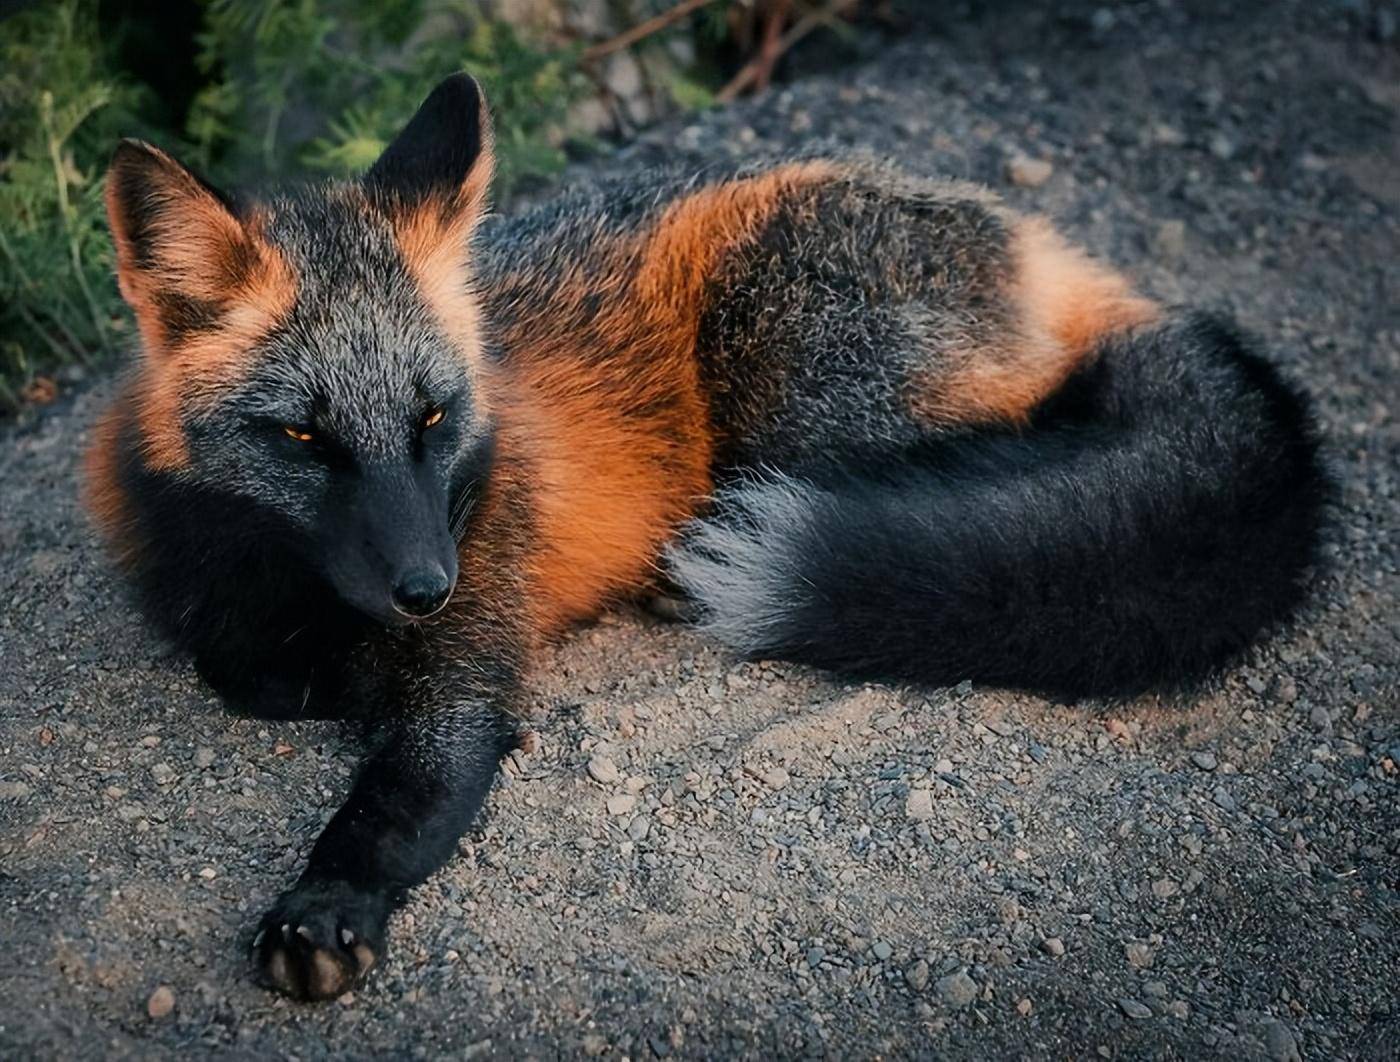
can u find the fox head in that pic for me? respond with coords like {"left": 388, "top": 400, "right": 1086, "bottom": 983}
{"left": 100, "top": 74, "right": 496, "bottom": 626}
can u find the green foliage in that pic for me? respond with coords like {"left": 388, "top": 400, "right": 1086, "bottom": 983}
{"left": 0, "top": 0, "right": 138, "bottom": 408}
{"left": 188, "top": 0, "right": 580, "bottom": 195}
{"left": 662, "top": 68, "right": 718, "bottom": 112}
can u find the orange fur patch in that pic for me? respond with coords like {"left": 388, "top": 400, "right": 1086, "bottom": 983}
{"left": 495, "top": 163, "right": 842, "bottom": 632}
{"left": 916, "top": 215, "right": 1159, "bottom": 427}
{"left": 82, "top": 403, "right": 139, "bottom": 565}
{"left": 632, "top": 161, "right": 841, "bottom": 313}
{"left": 128, "top": 220, "right": 297, "bottom": 470}
{"left": 1013, "top": 215, "right": 1160, "bottom": 359}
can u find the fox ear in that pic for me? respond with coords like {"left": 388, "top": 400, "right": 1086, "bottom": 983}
{"left": 106, "top": 140, "right": 285, "bottom": 354}
{"left": 365, "top": 73, "right": 494, "bottom": 222}
{"left": 366, "top": 75, "right": 495, "bottom": 365}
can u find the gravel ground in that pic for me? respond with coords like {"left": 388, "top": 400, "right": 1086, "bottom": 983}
{"left": 2, "top": 2, "right": 1397, "bottom": 1058}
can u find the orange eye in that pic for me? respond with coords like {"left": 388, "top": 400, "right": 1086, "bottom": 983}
{"left": 283, "top": 426, "right": 314, "bottom": 442}
{"left": 422, "top": 408, "right": 445, "bottom": 429}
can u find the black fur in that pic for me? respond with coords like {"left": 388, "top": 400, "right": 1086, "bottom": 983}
{"left": 364, "top": 72, "right": 485, "bottom": 207}
{"left": 109, "top": 414, "right": 368, "bottom": 716}
{"left": 675, "top": 314, "right": 1330, "bottom": 699}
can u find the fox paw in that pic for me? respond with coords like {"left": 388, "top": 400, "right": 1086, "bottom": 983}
{"left": 252, "top": 879, "right": 390, "bottom": 1000}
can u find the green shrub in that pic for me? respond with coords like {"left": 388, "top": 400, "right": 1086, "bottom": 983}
{"left": 0, "top": 0, "right": 137, "bottom": 408}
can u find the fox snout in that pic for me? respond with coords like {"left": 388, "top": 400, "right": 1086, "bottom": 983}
{"left": 323, "top": 463, "right": 461, "bottom": 626}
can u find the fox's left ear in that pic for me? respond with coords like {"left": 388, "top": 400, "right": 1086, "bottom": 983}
{"left": 367, "top": 75, "right": 495, "bottom": 367}
{"left": 365, "top": 73, "right": 495, "bottom": 228}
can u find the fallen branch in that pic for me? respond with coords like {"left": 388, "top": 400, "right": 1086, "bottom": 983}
{"left": 582, "top": 0, "right": 720, "bottom": 63}
{"left": 717, "top": 0, "right": 859, "bottom": 102}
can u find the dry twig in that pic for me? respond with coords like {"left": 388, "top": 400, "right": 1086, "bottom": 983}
{"left": 717, "top": 0, "right": 859, "bottom": 102}
{"left": 582, "top": 0, "right": 720, "bottom": 62}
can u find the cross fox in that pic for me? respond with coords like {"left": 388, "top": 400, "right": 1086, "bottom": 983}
{"left": 86, "top": 74, "right": 1327, "bottom": 999}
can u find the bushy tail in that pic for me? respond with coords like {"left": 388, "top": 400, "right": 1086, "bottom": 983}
{"left": 668, "top": 313, "right": 1329, "bottom": 699}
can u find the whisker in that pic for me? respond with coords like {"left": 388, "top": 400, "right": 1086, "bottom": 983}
{"left": 449, "top": 483, "right": 479, "bottom": 539}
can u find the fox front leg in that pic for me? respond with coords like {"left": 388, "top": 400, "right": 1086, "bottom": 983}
{"left": 252, "top": 685, "right": 517, "bottom": 1000}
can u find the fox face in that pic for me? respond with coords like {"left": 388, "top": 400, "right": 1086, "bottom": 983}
{"left": 101, "top": 75, "right": 496, "bottom": 625}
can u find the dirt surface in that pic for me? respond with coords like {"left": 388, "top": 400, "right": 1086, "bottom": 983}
{"left": 2, "top": 2, "right": 1397, "bottom": 1058}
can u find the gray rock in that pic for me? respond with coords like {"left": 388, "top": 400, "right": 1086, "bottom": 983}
{"left": 1118, "top": 997, "right": 1153, "bottom": 1019}
{"left": 936, "top": 970, "right": 977, "bottom": 1007}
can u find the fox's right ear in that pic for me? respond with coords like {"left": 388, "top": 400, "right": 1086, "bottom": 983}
{"left": 364, "top": 73, "right": 495, "bottom": 228}
{"left": 105, "top": 140, "right": 285, "bottom": 356}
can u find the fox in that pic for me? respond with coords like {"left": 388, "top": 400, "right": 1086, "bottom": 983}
{"left": 85, "top": 73, "right": 1327, "bottom": 1000}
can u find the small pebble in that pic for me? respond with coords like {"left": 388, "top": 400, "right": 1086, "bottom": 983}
{"left": 937, "top": 970, "right": 978, "bottom": 1007}
{"left": 1208, "top": 132, "right": 1236, "bottom": 159}
{"left": 905, "top": 789, "right": 936, "bottom": 821}
{"left": 146, "top": 985, "right": 175, "bottom": 1019}
{"left": 761, "top": 767, "right": 790, "bottom": 790}
{"left": 606, "top": 794, "right": 636, "bottom": 816}
{"left": 1007, "top": 155, "right": 1054, "bottom": 187}
{"left": 588, "top": 757, "right": 621, "bottom": 785}
{"left": 1125, "top": 942, "right": 1153, "bottom": 968}
{"left": 1118, "top": 997, "right": 1153, "bottom": 1019}
{"left": 1261, "top": 1018, "right": 1301, "bottom": 1062}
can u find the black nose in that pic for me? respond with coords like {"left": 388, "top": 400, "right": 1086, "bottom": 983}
{"left": 391, "top": 566, "right": 452, "bottom": 618}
